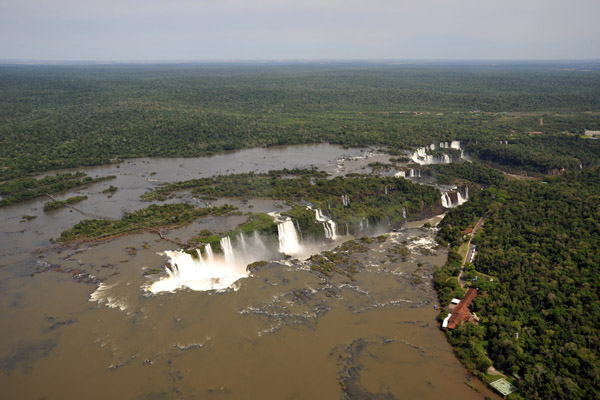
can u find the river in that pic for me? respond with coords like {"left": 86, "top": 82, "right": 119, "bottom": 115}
{"left": 0, "top": 144, "right": 498, "bottom": 399}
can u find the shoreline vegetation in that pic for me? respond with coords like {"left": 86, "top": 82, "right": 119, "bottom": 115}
{"left": 0, "top": 172, "right": 115, "bottom": 207}
{"left": 43, "top": 195, "right": 88, "bottom": 211}
{"left": 3, "top": 64, "right": 599, "bottom": 399}
{"left": 58, "top": 203, "right": 235, "bottom": 243}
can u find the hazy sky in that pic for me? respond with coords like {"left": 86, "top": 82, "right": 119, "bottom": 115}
{"left": 1, "top": 0, "right": 598, "bottom": 61}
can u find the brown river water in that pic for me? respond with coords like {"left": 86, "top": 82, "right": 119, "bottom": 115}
{"left": 0, "top": 144, "right": 498, "bottom": 399}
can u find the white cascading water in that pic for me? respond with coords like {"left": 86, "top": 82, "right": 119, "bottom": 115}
{"left": 195, "top": 249, "right": 205, "bottom": 265}
{"left": 411, "top": 140, "right": 462, "bottom": 165}
{"left": 322, "top": 221, "right": 337, "bottom": 239}
{"left": 441, "top": 192, "right": 452, "bottom": 208}
{"left": 455, "top": 185, "right": 469, "bottom": 206}
{"left": 328, "top": 221, "right": 337, "bottom": 239}
{"left": 238, "top": 233, "right": 247, "bottom": 253}
{"left": 314, "top": 208, "right": 338, "bottom": 240}
{"left": 394, "top": 170, "right": 406, "bottom": 178}
{"left": 341, "top": 194, "right": 350, "bottom": 206}
{"left": 277, "top": 218, "right": 302, "bottom": 256}
{"left": 205, "top": 243, "right": 214, "bottom": 263}
{"left": 402, "top": 207, "right": 407, "bottom": 220}
{"left": 148, "top": 233, "right": 274, "bottom": 293}
{"left": 221, "top": 236, "right": 235, "bottom": 265}
{"left": 441, "top": 185, "right": 469, "bottom": 209}
{"left": 149, "top": 248, "right": 247, "bottom": 293}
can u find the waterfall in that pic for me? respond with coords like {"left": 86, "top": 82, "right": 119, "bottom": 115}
{"left": 455, "top": 186, "right": 469, "bottom": 206}
{"left": 359, "top": 219, "right": 364, "bottom": 231}
{"left": 408, "top": 168, "right": 420, "bottom": 178}
{"left": 326, "top": 220, "right": 338, "bottom": 240}
{"left": 220, "top": 236, "right": 235, "bottom": 265}
{"left": 411, "top": 140, "right": 462, "bottom": 165}
{"left": 341, "top": 195, "right": 350, "bottom": 206}
{"left": 395, "top": 171, "right": 406, "bottom": 178}
{"left": 195, "top": 249, "right": 205, "bottom": 265}
{"left": 310, "top": 207, "right": 338, "bottom": 240}
{"left": 345, "top": 223, "right": 349, "bottom": 236}
{"left": 441, "top": 193, "right": 451, "bottom": 208}
{"left": 402, "top": 206, "right": 407, "bottom": 220}
{"left": 149, "top": 246, "right": 250, "bottom": 294}
{"left": 315, "top": 209, "right": 325, "bottom": 222}
{"left": 238, "top": 233, "right": 247, "bottom": 253}
{"left": 205, "top": 244, "right": 214, "bottom": 263}
{"left": 441, "top": 186, "right": 469, "bottom": 209}
{"left": 277, "top": 218, "right": 302, "bottom": 256}
{"left": 384, "top": 185, "right": 388, "bottom": 195}
{"left": 151, "top": 213, "right": 318, "bottom": 293}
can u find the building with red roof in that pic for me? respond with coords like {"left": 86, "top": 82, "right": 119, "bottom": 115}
{"left": 443, "top": 287, "right": 479, "bottom": 330}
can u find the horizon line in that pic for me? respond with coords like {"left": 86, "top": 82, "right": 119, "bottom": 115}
{"left": 2, "top": 58, "right": 600, "bottom": 66}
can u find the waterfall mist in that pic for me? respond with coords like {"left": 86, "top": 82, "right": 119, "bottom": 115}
{"left": 149, "top": 233, "right": 277, "bottom": 293}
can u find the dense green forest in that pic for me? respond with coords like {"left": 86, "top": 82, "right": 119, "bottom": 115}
{"left": 435, "top": 167, "right": 600, "bottom": 399}
{"left": 1, "top": 64, "right": 599, "bottom": 180}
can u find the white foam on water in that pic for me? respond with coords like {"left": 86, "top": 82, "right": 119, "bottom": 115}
{"left": 90, "top": 282, "right": 131, "bottom": 312}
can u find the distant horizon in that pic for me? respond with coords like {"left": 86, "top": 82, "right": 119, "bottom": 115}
{"left": 2, "top": 58, "right": 600, "bottom": 66}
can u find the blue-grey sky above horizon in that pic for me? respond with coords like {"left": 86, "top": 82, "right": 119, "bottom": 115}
{"left": 1, "top": 0, "right": 598, "bottom": 61}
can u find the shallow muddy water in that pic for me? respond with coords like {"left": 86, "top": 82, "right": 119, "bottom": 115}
{"left": 0, "top": 144, "right": 498, "bottom": 399}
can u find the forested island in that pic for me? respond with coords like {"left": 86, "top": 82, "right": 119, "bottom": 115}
{"left": 1, "top": 62, "right": 599, "bottom": 399}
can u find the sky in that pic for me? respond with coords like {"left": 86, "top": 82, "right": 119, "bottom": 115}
{"left": 0, "top": 0, "right": 599, "bottom": 61}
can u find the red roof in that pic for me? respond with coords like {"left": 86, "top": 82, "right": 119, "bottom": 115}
{"left": 447, "top": 288, "right": 478, "bottom": 329}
